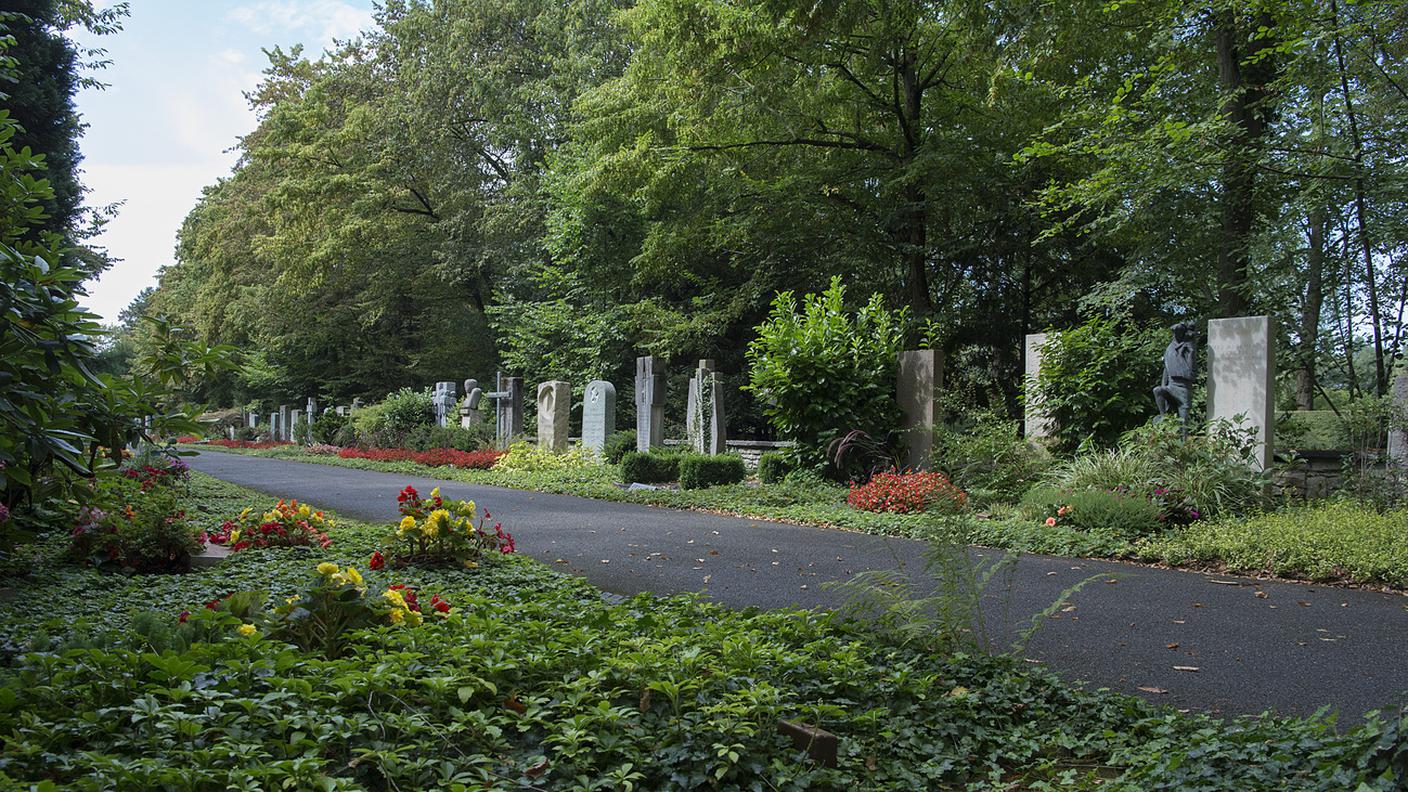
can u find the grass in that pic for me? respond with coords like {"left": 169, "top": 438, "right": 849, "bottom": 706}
{"left": 187, "top": 444, "right": 1408, "bottom": 590}
{"left": 0, "top": 472, "right": 1402, "bottom": 790}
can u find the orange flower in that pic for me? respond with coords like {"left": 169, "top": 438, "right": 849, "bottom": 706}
{"left": 1045, "top": 517, "right": 1057, "bottom": 527}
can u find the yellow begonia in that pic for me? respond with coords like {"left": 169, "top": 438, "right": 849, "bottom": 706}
{"left": 237, "top": 623, "right": 258, "bottom": 637}
{"left": 430, "top": 487, "right": 441, "bottom": 499}
{"left": 316, "top": 562, "right": 339, "bottom": 576}
{"left": 383, "top": 588, "right": 406, "bottom": 608}
{"left": 230, "top": 530, "right": 241, "bottom": 544}
{"left": 332, "top": 567, "right": 364, "bottom": 588}
{"left": 388, "top": 608, "right": 405, "bottom": 625}
{"left": 298, "top": 504, "right": 311, "bottom": 518}
{"left": 423, "top": 509, "right": 450, "bottom": 538}
{"left": 398, "top": 515, "right": 416, "bottom": 535}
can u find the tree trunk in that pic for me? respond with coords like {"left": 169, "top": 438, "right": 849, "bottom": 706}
{"left": 898, "top": 49, "right": 932, "bottom": 318}
{"left": 1296, "top": 206, "right": 1327, "bottom": 410}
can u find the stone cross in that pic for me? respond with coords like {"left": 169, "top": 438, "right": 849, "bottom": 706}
{"left": 1207, "top": 315, "right": 1275, "bottom": 470}
{"left": 582, "top": 380, "right": 616, "bottom": 454}
{"left": 635, "top": 355, "right": 665, "bottom": 451}
{"left": 432, "top": 381, "right": 458, "bottom": 427}
{"left": 898, "top": 349, "right": 943, "bottom": 470}
{"left": 459, "top": 379, "right": 484, "bottom": 428}
{"left": 1023, "top": 333, "right": 1054, "bottom": 441}
{"left": 485, "top": 373, "right": 524, "bottom": 448}
{"left": 537, "top": 381, "right": 571, "bottom": 453}
{"left": 306, "top": 397, "right": 317, "bottom": 420}
{"left": 686, "top": 360, "right": 727, "bottom": 454}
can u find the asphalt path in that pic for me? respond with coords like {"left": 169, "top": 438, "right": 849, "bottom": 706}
{"left": 189, "top": 450, "right": 1408, "bottom": 723}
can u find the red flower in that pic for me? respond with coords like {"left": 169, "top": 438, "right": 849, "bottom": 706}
{"left": 178, "top": 611, "right": 190, "bottom": 623}
{"left": 369, "top": 551, "right": 385, "bottom": 570}
{"left": 430, "top": 595, "right": 451, "bottom": 613}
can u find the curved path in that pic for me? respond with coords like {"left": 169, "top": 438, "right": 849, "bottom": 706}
{"left": 190, "top": 450, "right": 1408, "bottom": 723}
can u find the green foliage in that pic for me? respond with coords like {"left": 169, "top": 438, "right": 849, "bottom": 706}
{"left": 746, "top": 278, "right": 906, "bottom": 465}
{"left": 620, "top": 449, "right": 681, "bottom": 484}
{"left": 678, "top": 454, "right": 746, "bottom": 490}
{"left": 378, "top": 387, "right": 435, "bottom": 434}
{"left": 603, "top": 429, "right": 637, "bottom": 464}
{"left": 756, "top": 452, "right": 795, "bottom": 484}
{"left": 932, "top": 412, "right": 1052, "bottom": 504}
{"left": 308, "top": 410, "right": 347, "bottom": 445}
{"left": 493, "top": 441, "right": 597, "bottom": 473}
{"left": 1022, "top": 485, "right": 1165, "bottom": 539}
{"left": 1144, "top": 502, "right": 1408, "bottom": 588}
{"left": 387, "top": 485, "right": 513, "bottom": 568}
{"left": 402, "top": 423, "right": 494, "bottom": 452}
{"left": 1034, "top": 318, "right": 1163, "bottom": 453}
{"left": 67, "top": 477, "right": 202, "bottom": 572}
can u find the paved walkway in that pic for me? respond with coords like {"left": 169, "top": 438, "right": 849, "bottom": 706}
{"left": 190, "top": 450, "right": 1408, "bottom": 723}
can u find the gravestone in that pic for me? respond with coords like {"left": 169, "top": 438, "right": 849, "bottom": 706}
{"left": 226, "top": 426, "right": 236, "bottom": 441}
{"left": 247, "top": 412, "right": 257, "bottom": 428}
{"left": 306, "top": 397, "right": 317, "bottom": 421}
{"left": 351, "top": 397, "right": 364, "bottom": 411}
{"left": 486, "top": 373, "right": 524, "bottom": 448}
{"left": 582, "top": 380, "right": 616, "bottom": 454}
{"left": 1389, "top": 371, "right": 1408, "bottom": 467}
{"left": 898, "top": 349, "right": 943, "bottom": 470}
{"left": 459, "top": 379, "right": 484, "bottom": 429}
{"left": 635, "top": 356, "right": 666, "bottom": 451}
{"left": 336, "top": 405, "right": 348, "bottom": 416}
{"left": 686, "top": 360, "right": 727, "bottom": 454}
{"left": 1207, "top": 315, "right": 1275, "bottom": 470}
{"left": 432, "top": 381, "right": 458, "bottom": 427}
{"left": 268, "top": 412, "right": 279, "bottom": 439}
{"left": 1023, "top": 333, "right": 1054, "bottom": 441}
{"left": 278, "top": 405, "right": 291, "bottom": 441}
{"left": 536, "top": 381, "right": 570, "bottom": 452}
{"left": 290, "top": 410, "right": 302, "bottom": 443}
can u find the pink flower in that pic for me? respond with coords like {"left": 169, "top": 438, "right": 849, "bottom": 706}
{"left": 1045, "top": 517, "right": 1057, "bottom": 527}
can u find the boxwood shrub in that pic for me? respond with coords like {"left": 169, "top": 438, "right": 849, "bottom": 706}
{"left": 756, "top": 452, "right": 795, "bottom": 484}
{"left": 603, "top": 429, "right": 638, "bottom": 463}
{"left": 620, "top": 450, "right": 681, "bottom": 483}
{"left": 679, "top": 454, "right": 747, "bottom": 490}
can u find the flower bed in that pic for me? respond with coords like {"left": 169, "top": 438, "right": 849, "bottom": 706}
{"left": 337, "top": 446, "right": 504, "bottom": 469}
{"left": 205, "top": 499, "right": 334, "bottom": 550}
{"left": 208, "top": 438, "right": 294, "bottom": 450}
{"left": 847, "top": 470, "right": 967, "bottom": 514}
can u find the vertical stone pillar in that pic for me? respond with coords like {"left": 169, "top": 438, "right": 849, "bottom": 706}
{"left": 898, "top": 349, "right": 943, "bottom": 470}
{"left": 290, "top": 410, "right": 302, "bottom": 443}
{"left": 268, "top": 412, "right": 279, "bottom": 439}
{"left": 1024, "top": 333, "right": 1054, "bottom": 441}
{"left": 1389, "top": 370, "right": 1408, "bottom": 467}
{"left": 306, "top": 397, "right": 317, "bottom": 420}
{"left": 582, "top": 380, "right": 616, "bottom": 454}
{"left": 687, "top": 360, "right": 715, "bottom": 454}
{"left": 278, "top": 405, "right": 291, "bottom": 441}
{"left": 1207, "top": 315, "right": 1276, "bottom": 470}
{"left": 635, "top": 356, "right": 665, "bottom": 451}
{"left": 536, "top": 381, "right": 571, "bottom": 452}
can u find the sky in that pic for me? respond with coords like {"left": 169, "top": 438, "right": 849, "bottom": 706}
{"left": 70, "top": 0, "right": 379, "bottom": 323}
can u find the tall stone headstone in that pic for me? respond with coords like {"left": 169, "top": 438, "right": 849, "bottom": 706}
{"left": 247, "top": 412, "right": 257, "bottom": 428}
{"left": 536, "top": 381, "right": 571, "bottom": 453}
{"left": 1207, "top": 315, "right": 1275, "bottom": 470}
{"left": 290, "top": 410, "right": 303, "bottom": 443}
{"left": 582, "top": 380, "right": 616, "bottom": 454}
{"left": 1389, "top": 370, "right": 1408, "bottom": 467}
{"left": 686, "top": 360, "right": 727, "bottom": 454}
{"left": 635, "top": 356, "right": 666, "bottom": 451}
{"left": 459, "top": 379, "right": 484, "bottom": 429}
{"left": 432, "top": 381, "right": 458, "bottom": 427}
{"left": 898, "top": 349, "right": 944, "bottom": 470}
{"left": 1023, "top": 332, "right": 1054, "bottom": 441}
{"left": 268, "top": 412, "right": 279, "bottom": 439}
{"left": 488, "top": 373, "right": 524, "bottom": 448}
{"left": 306, "top": 397, "right": 318, "bottom": 421}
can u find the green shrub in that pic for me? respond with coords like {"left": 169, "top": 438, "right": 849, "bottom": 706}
{"left": 379, "top": 387, "right": 436, "bottom": 434}
{"left": 746, "top": 277, "right": 906, "bottom": 466}
{"left": 621, "top": 450, "right": 681, "bottom": 484}
{"left": 1022, "top": 485, "right": 1164, "bottom": 538}
{"left": 932, "top": 412, "right": 1051, "bottom": 503}
{"left": 603, "top": 429, "right": 637, "bottom": 464}
{"left": 403, "top": 423, "right": 493, "bottom": 452}
{"left": 1034, "top": 317, "right": 1163, "bottom": 452}
{"left": 756, "top": 452, "right": 795, "bottom": 484}
{"left": 309, "top": 411, "right": 347, "bottom": 445}
{"left": 494, "top": 441, "right": 597, "bottom": 473}
{"left": 679, "top": 454, "right": 747, "bottom": 490}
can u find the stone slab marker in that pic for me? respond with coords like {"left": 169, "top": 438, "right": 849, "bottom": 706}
{"left": 686, "top": 360, "right": 727, "bottom": 454}
{"left": 1207, "top": 315, "right": 1275, "bottom": 470}
{"left": 536, "top": 381, "right": 570, "bottom": 452}
{"left": 582, "top": 380, "right": 616, "bottom": 454}
{"left": 1389, "top": 370, "right": 1408, "bottom": 467}
{"left": 432, "top": 381, "right": 458, "bottom": 427}
{"left": 488, "top": 373, "right": 524, "bottom": 448}
{"left": 279, "top": 405, "right": 291, "bottom": 440}
{"left": 290, "top": 410, "right": 302, "bottom": 443}
{"left": 898, "top": 349, "right": 943, "bottom": 470}
{"left": 268, "top": 412, "right": 279, "bottom": 439}
{"left": 247, "top": 412, "right": 257, "bottom": 428}
{"left": 1023, "top": 333, "right": 1054, "bottom": 441}
{"left": 635, "top": 356, "right": 665, "bottom": 451}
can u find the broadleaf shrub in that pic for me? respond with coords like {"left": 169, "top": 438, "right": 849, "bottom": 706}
{"left": 1034, "top": 317, "right": 1163, "bottom": 452}
{"left": 847, "top": 471, "right": 967, "bottom": 514}
{"left": 493, "top": 441, "right": 596, "bottom": 472}
{"left": 68, "top": 478, "right": 202, "bottom": 572}
{"left": 678, "top": 454, "right": 747, "bottom": 490}
{"left": 932, "top": 411, "right": 1050, "bottom": 503}
{"left": 746, "top": 277, "right": 906, "bottom": 466}
{"left": 621, "top": 450, "right": 681, "bottom": 484}
{"left": 603, "top": 429, "right": 637, "bottom": 463}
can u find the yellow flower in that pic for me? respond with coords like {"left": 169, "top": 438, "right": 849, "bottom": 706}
{"left": 239, "top": 507, "right": 252, "bottom": 519}
{"left": 333, "top": 567, "right": 364, "bottom": 588}
{"left": 463, "top": 560, "right": 478, "bottom": 569}
{"left": 237, "top": 623, "right": 258, "bottom": 637}
{"left": 388, "top": 608, "right": 405, "bottom": 625}
{"left": 229, "top": 529, "right": 241, "bottom": 544}
{"left": 298, "top": 504, "right": 311, "bottom": 518}
{"left": 316, "top": 562, "right": 339, "bottom": 576}
{"left": 422, "top": 509, "right": 450, "bottom": 538}
{"left": 430, "top": 487, "right": 441, "bottom": 499}
{"left": 398, "top": 515, "right": 416, "bottom": 535}
{"left": 383, "top": 588, "right": 406, "bottom": 608}
{"left": 405, "top": 609, "right": 423, "bottom": 627}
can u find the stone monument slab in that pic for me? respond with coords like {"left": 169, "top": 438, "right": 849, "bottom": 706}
{"left": 898, "top": 349, "right": 943, "bottom": 470}
{"left": 583, "top": 380, "right": 616, "bottom": 454}
{"left": 635, "top": 356, "right": 665, "bottom": 451}
{"left": 537, "top": 381, "right": 571, "bottom": 453}
{"left": 1207, "top": 315, "right": 1275, "bottom": 470}
{"left": 1024, "top": 333, "right": 1054, "bottom": 441}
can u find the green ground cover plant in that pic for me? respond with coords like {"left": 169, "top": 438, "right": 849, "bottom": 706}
{"left": 186, "top": 444, "right": 1408, "bottom": 589}
{"left": 0, "top": 473, "right": 1403, "bottom": 789}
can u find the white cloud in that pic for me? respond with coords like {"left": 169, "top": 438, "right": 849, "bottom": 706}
{"left": 227, "top": 0, "right": 374, "bottom": 50}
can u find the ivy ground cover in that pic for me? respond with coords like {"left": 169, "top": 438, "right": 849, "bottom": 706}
{"left": 189, "top": 444, "right": 1408, "bottom": 590}
{"left": 0, "top": 473, "right": 1403, "bottom": 789}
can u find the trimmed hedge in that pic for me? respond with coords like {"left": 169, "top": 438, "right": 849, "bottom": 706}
{"left": 756, "top": 452, "right": 795, "bottom": 484}
{"left": 679, "top": 454, "right": 747, "bottom": 490}
{"left": 621, "top": 450, "right": 681, "bottom": 484}
{"left": 603, "top": 429, "right": 637, "bottom": 463}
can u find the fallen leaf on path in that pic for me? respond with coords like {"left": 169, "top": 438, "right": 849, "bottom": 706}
{"left": 1166, "top": 643, "right": 1179, "bottom": 650}
{"left": 600, "top": 560, "right": 610, "bottom": 564}
{"left": 703, "top": 575, "right": 711, "bottom": 584}
{"left": 1172, "top": 619, "right": 1186, "bottom": 624}
{"left": 1138, "top": 686, "right": 1169, "bottom": 694}
{"left": 1255, "top": 591, "right": 1268, "bottom": 599}
{"left": 1173, "top": 666, "right": 1200, "bottom": 672}
{"left": 1298, "top": 601, "right": 1311, "bottom": 607}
